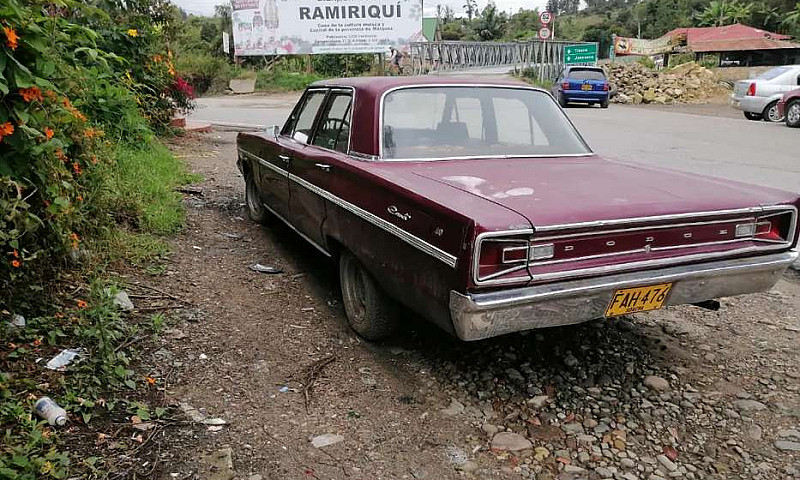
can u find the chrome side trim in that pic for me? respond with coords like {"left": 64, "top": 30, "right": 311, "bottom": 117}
{"left": 451, "top": 250, "right": 798, "bottom": 341}
{"left": 378, "top": 83, "right": 594, "bottom": 161}
{"left": 288, "top": 171, "right": 458, "bottom": 268}
{"left": 239, "top": 148, "right": 458, "bottom": 268}
{"left": 533, "top": 216, "right": 755, "bottom": 241}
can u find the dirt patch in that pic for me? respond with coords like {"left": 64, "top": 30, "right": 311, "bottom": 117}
{"left": 135, "top": 132, "right": 800, "bottom": 480}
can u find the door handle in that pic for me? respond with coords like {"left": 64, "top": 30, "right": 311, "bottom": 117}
{"left": 278, "top": 154, "right": 290, "bottom": 164}
{"left": 315, "top": 163, "right": 331, "bottom": 172}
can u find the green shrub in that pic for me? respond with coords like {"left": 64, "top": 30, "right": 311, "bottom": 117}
{"left": 636, "top": 56, "right": 656, "bottom": 69}
{"left": 256, "top": 70, "right": 324, "bottom": 91}
{"left": 175, "top": 51, "right": 233, "bottom": 95}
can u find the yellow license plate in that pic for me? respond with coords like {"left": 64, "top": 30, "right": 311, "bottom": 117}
{"left": 605, "top": 283, "right": 672, "bottom": 317}
{"left": 581, "top": 84, "right": 593, "bottom": 91}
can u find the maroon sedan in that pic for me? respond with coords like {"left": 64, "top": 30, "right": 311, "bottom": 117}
{"left": 237, "top": 77, "right": 799, "bottom": 341}
{"left": 778, "top": 88, "right": 800, "bottom": 127}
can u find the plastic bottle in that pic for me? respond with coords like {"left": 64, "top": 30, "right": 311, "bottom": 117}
{"left": 34, "top": 397, "right": 68, "bottom": 426}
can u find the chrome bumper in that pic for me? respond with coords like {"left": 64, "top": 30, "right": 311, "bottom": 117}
{"left": 450, "top": 251, "right": 798, "bottom": 341}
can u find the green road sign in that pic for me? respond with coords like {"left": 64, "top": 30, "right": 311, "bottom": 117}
{"left": 564, "top": 44, "right": 598, "bottom": 64}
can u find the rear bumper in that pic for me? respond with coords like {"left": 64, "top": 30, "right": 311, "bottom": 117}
{"left": 563, "top": 90, "right": 608, "bottom": 102}
{"left": 449, "top": 250, "right": 797, "bottom": 341}
{"left": 731, "top": 95, "right": 768, "bottom": 114}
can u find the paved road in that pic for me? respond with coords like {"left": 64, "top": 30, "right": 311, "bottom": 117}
{"left": 190, "top": 94, "right": 800, "bottom": 192}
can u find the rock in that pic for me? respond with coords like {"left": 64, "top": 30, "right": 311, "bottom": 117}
{"left": 491, "top": 432, "right": 532, "bottom": 451}
{"left": 247, "top": 475, "right": 263, "bottom": 480}
{"left": 631, "top": 93, "right": 643, "bottom": 104}
{"left": 564, "top": 354, "right": 579, "bottom": 367}
{"left": 778, "top": 429, "right": 800, "bottom": 440}
{"left": 457, "top": 461, "right": 478, "bottom": 472}
{"left": 528, "top": 395, "right": 550, "bottom": 408}
{"left": 442, "top": 399, "right": 465, "bottom": 416}
{"left": 643, "top": 88, "right": 656, "bottom": 103}
{"left": 745, "top": 423, "right": 763, "bottom": 441}
{"left": 562, "top": 422, "right": 584, "bottom": 435}
{"left": 203, "top": 417, "right": 227, "bottom": 426}
{"left": 311, "top": 434, "right": 344, "bottom": 448}
{"left": 644, "top": 375, "right": 670, "bottom": 392}
{"left": 8, "top": 314, "right": 25, "bottom": 328}
{"left": 200, "top": 448, "right": 234, "bottom": 480}
{"left": 620, "top": 458, "right": 636, "bottom": 469}
{"left": 482, "top": 423, "right": 499, "bottom": 436}
{"left": 774, "top": 440, "right": 800, "bottom": 451}
{"left": 563, "top": 465, "right": 586, "bottom": 473}
{"left": 584, "top": 418, "right": 598, "bottom": 428}
{"left": 506, "top": 368, "right": 525, "bottom": 382}
{"left": 113, "top": 290, "right": 135, "bottom": 311}
{"left": 534, "top": 446, "right": 550, "bottom": 461}
{"left": 179, "top": 402, "right": 207, "bottom": 423}
{"left": 595, "top": 466, "right": 613, "bottom": 478}
{"left": 229, "top": 77, "right": 256, "bottom": 94}
{"left": 657, "top": 454, "right": 678, "bottom": 472}
{"left": 733, "top": 399, "right": 767, "bottom": 412}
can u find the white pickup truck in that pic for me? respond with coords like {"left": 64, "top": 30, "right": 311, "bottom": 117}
{"left": 731, "top": 65, "right": 800, "bottom": 122}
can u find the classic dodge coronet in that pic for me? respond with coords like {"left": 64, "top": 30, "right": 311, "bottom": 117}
{"left": 237, "top": 77, "right": 800, "bottom": 341}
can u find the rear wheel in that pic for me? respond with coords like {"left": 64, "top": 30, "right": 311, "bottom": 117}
{"left": 763, "top": 101, "right": 784, "bottom": 123}
{"left": 558, "top": 93, "right": 568, "bottom": 108}
{"left": 245, "top": 173, "right": 270, "bottom": 225}
{"left": 339, "top": 251, "right": 398, "bottom": 340}
{"left": 744, "top": 111, "right": 762, "bottom": 121}
{"left": 600, "top": 99, "right": 610, "bottom": 109}
{"left": 786, "top": 100, "right": 800, "bottom": 128}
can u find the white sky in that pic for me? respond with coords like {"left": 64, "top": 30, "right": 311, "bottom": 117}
{"left": 171, "top": 0, "right": 548, "bottom": 17}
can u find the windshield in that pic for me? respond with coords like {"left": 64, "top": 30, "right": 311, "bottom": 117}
{"left": 757, "top": 67, "right": 790, "bottom": 81}
{"left": 568, "top": 69, "right": 606, "bottom": 81}
{"left": 381, "top": 87, "right": 591, "bottom": 160}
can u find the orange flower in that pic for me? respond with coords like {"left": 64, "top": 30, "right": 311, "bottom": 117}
{"left": 45, "top": 90, "right": 57, "bottom": 100}
{"left": 72, "top": 162, "right": 82, "bottom": 176}
{"left": 11, "top": 259, "right": 20, "bottom": 268}
{"left": 152, "top": 54, "right": 163, "bottom": 63}
{"left": 12, "top": 250, "right": 19, "bottom": 258}
{"left": 0, "top": 121, "right": 13, "bottom": 143}
{"left": 76, "top": 299, "right": 88, "bottom": 309}
{"left": 3, "top": 26, "right": 18, "bottom": 50}
{"left": 145, "top": 376, "right": 156, "bottom": 385}
{"left": 76, "top": 195, "right": 83, "bottom": 202}
{"left": 19, "top": 87, "right": 43, "bottom": 103}
{"left": 44, "top": 127, "right": 54, "bottom": 140}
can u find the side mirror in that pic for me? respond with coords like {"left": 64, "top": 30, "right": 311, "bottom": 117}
{"left": 266, "top": 125, "right": 279, "bottom": 137}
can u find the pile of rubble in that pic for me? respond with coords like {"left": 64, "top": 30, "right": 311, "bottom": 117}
{"left": 606, "top": 61, "right": 729, "bottom": 105}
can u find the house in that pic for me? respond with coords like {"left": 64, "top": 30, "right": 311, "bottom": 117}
{"left": 663, "top": 24, "right": 800, "bottom": 66}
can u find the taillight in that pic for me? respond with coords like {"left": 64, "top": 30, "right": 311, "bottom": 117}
{"left": 562, "top": 82, "right": 570, "bottom": 90}
{"left": 735, "top": 211, "right": 793, "bottom": 242}
{"left": 746, "top": 83, "right": 756, "bottom": 96}
{"left": 476, "top": 237, "right": 531, "bottom": 284}
{"left": 602, "top": 83, "right": 609, "bottom": 91}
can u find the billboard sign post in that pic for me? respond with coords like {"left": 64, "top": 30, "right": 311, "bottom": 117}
{"left": 231, "top": 0, "right": 424, "bottom": 56}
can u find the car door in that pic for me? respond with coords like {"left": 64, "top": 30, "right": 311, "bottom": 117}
{"left": 273, "top": 88, "right": 328, "bottom": 225}
{"left": 288, "top": 88, "right": 354, "bottom": 248}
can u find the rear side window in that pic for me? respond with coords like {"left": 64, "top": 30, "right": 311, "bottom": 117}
{"left": 283, "top": 90, "right": 326, "bottom": 143}
{"left": 312, "top": 92, "right": 352, "bottom": 153}
{"left": 567, "top": 68, "right": 606, "bottom": 81}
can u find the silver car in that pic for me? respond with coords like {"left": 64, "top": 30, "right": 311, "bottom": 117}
{"left": 732, "top": 65, "right": 800, "bottom": 122}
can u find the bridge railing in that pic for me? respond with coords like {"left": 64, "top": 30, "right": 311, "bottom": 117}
{"left": 409, "top": 40, "right": 598, "bottom": 80}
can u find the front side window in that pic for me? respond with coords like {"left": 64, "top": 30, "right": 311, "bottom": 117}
{"left": 284, "top": 90, "right": 326, "bottom": 143}
{"left": 312, "top": 92, "right": 352, "bottom": 153}
{"left": 382, "top": 86, "right": 591, "bottom": 159}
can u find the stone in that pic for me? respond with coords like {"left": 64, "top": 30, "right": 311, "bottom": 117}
{"left": 563, "top": 465, "right": 586, "bottom": 473}
{"left": 564, "top": 354, "right": 579, "bottom": 367}
{"left": 528, "top": 395, "right": 550, "bottom": 408}
{"left": 310, "top": 433, "right": 344, "bottom": 448}
{"left": 745, "top": 423, "right": 763, "bottom": 441}
{"left": 778, "top": 429, "right": 800, "bottom": 440}
{"left": 562, "top": 422, "right": 584, "bottom": 435}
{"left": 247, "top": 475, "right": 263, "bottom": 480}
{"left": 644, "top": 376, "right": 670, "bottom": 392}
{"left": 657, "top": 454, "right": 678, "bottom": 472}
{"left": 534, "top": 446, "right": 550, "bottom": 461}
{"left": 491, "top": 432, "right": 532, "bottom": 451}
{"left": 229, "top": 77, "right": 256, "bottom": 94}
{"left": 584, "top": 418, "right": 598, "bottom": 428}
{"left": 200, "top": 448, "right": 234, "bottom": 480}
{"left": 482, "top": 423, "right": 499, "bottom": 436}
{"left": 774, "top": 440, "right": 800, "bottom": 451}
{"left": 442, "top": 399, "right": 465, "bottom": 416}
{"left": 113, "top": 290, "right": 135, "bottom": 311}
{"left": 595, "top": 466, "right": 613, "bottom": 478}
{"left": 620, "top": 458, "right": 636, "bottom": 469}
{"left": 506, "top": 368, "right": 525, "bottom": 382}
{"left": 733, "top": 399, "right": 767, "bottom": 412}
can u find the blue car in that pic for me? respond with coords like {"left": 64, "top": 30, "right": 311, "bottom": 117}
{"left": 552, "top": 66, "right": 610, "bottom": 108}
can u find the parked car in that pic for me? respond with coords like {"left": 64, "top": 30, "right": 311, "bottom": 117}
{"left": 551, "top": 66, "right": 610, "bottom": 108}
{"left": 237, "top": 77, "right": 800, "bottom": 341}
{"left": 732, "top": 65, "right": 800, "bottom": 122}
{"left": 778, "top": 88, "right": 800, "bottom": 128}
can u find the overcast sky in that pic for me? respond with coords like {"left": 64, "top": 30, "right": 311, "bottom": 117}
{"left": 171, "top": 0, "right": 549, "bottom": 17}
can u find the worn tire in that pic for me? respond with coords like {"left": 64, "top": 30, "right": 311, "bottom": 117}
{"left": 786, "top": 100, "right": 800, "bottom": 128}
{"left": 245, "top": 173, "right": 270, "bottom": 225}
{"left": 600, "top": 99, "right": 610, "bottom": 109}
{"left": 744, "top": 111, "right": 762, "bottom": 121}
{"left": 763, "top": 101, "right": 784, "bottom": 123}
{"left": 339, "top": 251, "right": 398, "bottom": 340}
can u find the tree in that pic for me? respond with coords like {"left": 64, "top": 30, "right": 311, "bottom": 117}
{"left": 463, "top": 0, "right": 478, "bottom": 21}
{"left": 782, "top": 2, "right": 800, "bottom": 34}
{"left": 695, "top": 1, "right": 751, "bottom": 27}
{"left": 473, "top": 1, "right": 507, "bottom": 40}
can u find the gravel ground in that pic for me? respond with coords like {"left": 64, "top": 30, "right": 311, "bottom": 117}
{"left": 142, "top": 132, "right": 800, "bottom": 480}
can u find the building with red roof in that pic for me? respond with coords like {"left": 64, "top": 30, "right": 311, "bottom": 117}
{"left": 663, "top": 24, "right": 800, "bottom": 66}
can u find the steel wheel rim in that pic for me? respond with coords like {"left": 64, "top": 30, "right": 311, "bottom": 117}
{"left": 343, "top": 260, "right": 367, "bottom": 323}
{"left": 789, "top": 104, "right": 800, "bottom": 124}
{"left": 246, "top": 178, "right": 261, "bottom": 215}
{"left": 767, "top": 104, "right": 783, "bottom": 122}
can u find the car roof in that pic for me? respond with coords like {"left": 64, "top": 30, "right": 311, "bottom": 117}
{"left": 311, "top": 75, "right": 531, "bottom": 96}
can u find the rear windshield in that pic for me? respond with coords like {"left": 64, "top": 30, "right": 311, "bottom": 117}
{"left": 381, "top": 87, "right": 591, "bottom": 160}
{"left": 757, "top": 67, "right": 790, "bottom": 81}
{"left": 567, "top": 68, "right": 606, "bottom": 81}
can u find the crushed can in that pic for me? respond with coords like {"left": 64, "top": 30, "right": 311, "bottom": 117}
{"left": 34, "top": 397, "right": 68, "bottom": 426}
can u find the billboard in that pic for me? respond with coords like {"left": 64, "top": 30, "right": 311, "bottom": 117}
{"left": 231, "top": 0, "right": 424, "bottom": 56}
{"left": 613, "top": 34, "right": 684, "bottom": 56}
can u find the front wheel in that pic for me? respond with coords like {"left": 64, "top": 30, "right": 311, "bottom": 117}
{"left": 339, "top": 251, "right": 398, "bottom": 340}
{"left": 245, "top": 173, "right": 270, "bottom": 225}
{"left": 786, "top": 101, "right": 800, "bottom": 128}
{"left": 600, "top": 99, "right": 609, "bottom": 109}
{"left": 744, "top": 111, "right": 763, "bottom": 121}
{"left": 763, "top": 101, "right": 784, "bottom": 123}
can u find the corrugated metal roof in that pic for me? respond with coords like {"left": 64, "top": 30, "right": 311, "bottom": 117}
{"left": 663, "top": 24, "right": 800, "bottom": 52}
